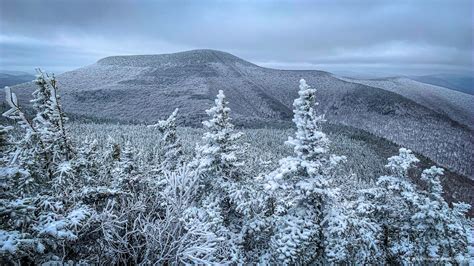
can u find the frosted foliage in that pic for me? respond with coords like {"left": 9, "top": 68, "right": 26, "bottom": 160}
{"left": 420, "top": 166, "right": 444, "bottom": 198}
{"left": 386, "top": 148, "right": 420, "bottom": 177}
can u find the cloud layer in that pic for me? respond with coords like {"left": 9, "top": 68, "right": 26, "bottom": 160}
{"left": 1, "top": 0, "right": 472, "bottom": 75}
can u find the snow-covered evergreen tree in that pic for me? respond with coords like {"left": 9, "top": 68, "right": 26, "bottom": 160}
{"left": 110, "top": 141, "right": 140, "bottom": 190}
{"left": 195, "top": 90, "right": 243, "bottom": 180}
{"left": 1, "top": 80, "right": 91, "bottom": 263}
{"left": 3, "top": 87, "right": 49, "bottom": 194}
{"left": 148, "top": 108, "right": 183, "bottom": 171}
{"left": 264, "top": 79, "right": 345, "bottom": 264}
{"left": 371, "top": 149, "right": 471, "bottom": 263}
{"left": 373, "top": 148, "right": 420, "bottom": 262}
{"left": 2, "top": 70, "right": 76, "bottom": 195}
{"left": 411, "top": 166, "right": 471, "bottom": 262}
{"left": 72, "top": 138, "right": 100, "bottom": 185}
{"left": 192, "top": 90, "right": 248, "bottom": 262}
{"left": 410, "top": 166, "right": 447, "bottom": 260}
{"left": 98, "top": 136, "right": 121, "bottom": 185}
{"left": 32, "top": 71, "right": 74, "bottom": 163}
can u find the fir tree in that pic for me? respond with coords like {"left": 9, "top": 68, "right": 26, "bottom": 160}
{"left": 374, "top": 148, "right": 420, "bottom": 262}
{"left": 149, "top": 108, "right": 183, "bottom": 171}
{"left": 112, "top": 141, "right": 139, "bottom": 189}
{"left": 3, "top": 86, "right": 49, "bottom": 194}
{"left": 411, "top": 166, "right": 471, "bottom": 262}
{"left": 264, "top": 79, "right": 345, "bottom": 264}
{"left": 195, "top": 90, "right": 243, "bottom": 180}
{"left": 33, "top": 70, "right": 74, "bottom": 163}
{"left": 72, "top": 138, "right": 100, "bottom": 186}
{"left": 193, "top": 90, "right": 246, "bottom": 262}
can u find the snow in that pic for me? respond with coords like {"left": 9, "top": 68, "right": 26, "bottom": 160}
{"left": 0, "top": 230, "right": 21, "bottom": 254}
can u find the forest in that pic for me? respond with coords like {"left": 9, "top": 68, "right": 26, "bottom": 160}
{"left": 0, "top": 73, "right": 472, "bottom": 264}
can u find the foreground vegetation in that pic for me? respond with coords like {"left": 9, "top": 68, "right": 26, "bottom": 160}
{"left": 0, "top": 73, "right": 471, "bottom": 264}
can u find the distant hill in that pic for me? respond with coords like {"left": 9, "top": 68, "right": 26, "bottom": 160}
{"left": 409, "top": 74, "right": 473, "bottom": 95}
{"left": 0, "top": 71, "right": 35, "bottom": 88}
{"left": 2, "top": 49, "right": 473, "bottom": 179}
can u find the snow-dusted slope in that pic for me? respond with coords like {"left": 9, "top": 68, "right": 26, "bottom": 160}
{"left": 2, "top": 49, "right": 473, "bottom": 179}
{"left": 338, "top": 76, "right": 474, "bottom": 129}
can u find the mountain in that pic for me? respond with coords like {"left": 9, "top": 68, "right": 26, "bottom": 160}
{"left": 2, "top": 49, "right": 473, "bottom": 179}
{"left": 0, "top": 71, "right": 35, "bottom": 88}
{"left": 409, "top": 73, "right": 474, "bottom": 95}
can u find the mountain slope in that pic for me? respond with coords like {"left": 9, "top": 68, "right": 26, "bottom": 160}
{"left": 410, "top": 74, "right": 474, "bottom": 95}
{"left": 337, "top": 76, "right": 474, "bottom": 129}
{"left": 2, "top": 49, "right": 473, "bottom": 179}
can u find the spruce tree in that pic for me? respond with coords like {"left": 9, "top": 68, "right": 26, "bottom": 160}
{"left": 193, "top": 90, "right": 246, "bottom": 262}
{"left": 195, "top": 90, "right": 243, "bottom": 180}
{"left": 264, "top": 79, "right": 345, "bottom": 264}
{"left": 411, "top": 166, "right": 471, "bottom": 262}
{"left": 149, "top": 108, "right": 183, "bottom": 171}
{"left": 374, "top": 148, "right": 420, "bottom": 262}
{"left": 2, "top": 86, "right": 48, "bottom": 194}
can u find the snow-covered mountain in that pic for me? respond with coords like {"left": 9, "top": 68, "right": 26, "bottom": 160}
{"left": 338, "top": 76, "right": 474, "bottom": 129}
{"left": 2, "top": 49, "right": 473, "bottom": 179}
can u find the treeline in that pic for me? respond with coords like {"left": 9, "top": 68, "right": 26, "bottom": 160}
{"left": 0, "top": 73, "right": 471, "bottom": 264}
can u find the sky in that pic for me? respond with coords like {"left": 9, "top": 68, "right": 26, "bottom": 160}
{"left": 0, "top": 0, "right": 472, "bottom": 77}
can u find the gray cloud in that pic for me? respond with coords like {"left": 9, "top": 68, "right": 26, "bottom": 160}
{"left": 0, "top": 0, "right": 472, "bottom": 75}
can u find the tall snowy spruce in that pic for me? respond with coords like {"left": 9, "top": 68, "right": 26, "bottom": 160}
{"left": 195, "top": 90, "right": 243, "bottom": 179}
{"left": 264, "top": 79, "right": 345, "bottom": 264}
{"left": 3, "top": 86, "right": 50, "bottom": 194}
{"left": 192, "top": 90, "right": 248, "bottom": 262}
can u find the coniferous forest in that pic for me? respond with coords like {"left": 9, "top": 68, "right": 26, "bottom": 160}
{"left": 0, "top": 73, "right": 471, "bottom": 264}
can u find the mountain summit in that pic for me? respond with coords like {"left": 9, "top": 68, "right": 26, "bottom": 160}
{"left": 97, "top": 49, "right": 257, "bottom": 68}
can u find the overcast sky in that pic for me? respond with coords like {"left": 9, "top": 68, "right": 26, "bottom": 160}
{"left": 0, "top": 0, "right": 472, "bottom": 76}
